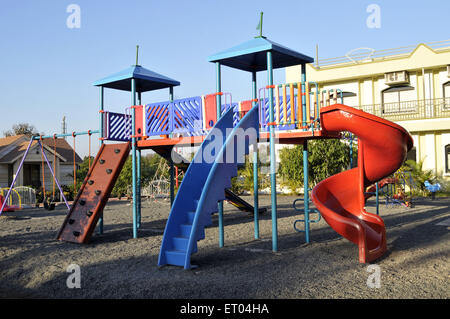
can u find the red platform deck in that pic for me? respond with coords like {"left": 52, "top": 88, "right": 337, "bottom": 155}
{"left": 137, "top": 129, "right": 340, "bottom": 150}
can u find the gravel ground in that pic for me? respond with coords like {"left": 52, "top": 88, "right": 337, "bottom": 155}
{"left": 0, "top": 195, "right": 448, "bottom": 299}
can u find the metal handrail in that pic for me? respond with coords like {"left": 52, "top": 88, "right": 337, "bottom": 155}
{"left": 357, "top": 97, "right": 450, "bottom": 121}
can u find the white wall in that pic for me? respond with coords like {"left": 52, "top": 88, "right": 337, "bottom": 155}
{"left": 422, "top": 134, "right": 436, "bottom": 172}
{"left": 411, "top": 135, "right": 419, "bottom": 161}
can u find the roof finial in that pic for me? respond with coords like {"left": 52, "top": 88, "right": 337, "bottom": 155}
{"left": 255, "top": 12, "right": 264, "bottom": 38}
{"left": 135, "top": 45, "right": 140, "bottom": 66}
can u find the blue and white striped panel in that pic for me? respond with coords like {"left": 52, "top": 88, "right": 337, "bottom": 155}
{"left": 172, "top": 96, "right": 203, "bottom": 136}
{"left": 107, "top": 112, "right": 132, "bottom": 141}
{"left": 145, "top": 101, "right": 172, "bottom": 136}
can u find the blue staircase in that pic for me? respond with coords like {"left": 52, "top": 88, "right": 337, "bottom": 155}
{"left": 158, "top": 107, "right": 259, "bottom": 269}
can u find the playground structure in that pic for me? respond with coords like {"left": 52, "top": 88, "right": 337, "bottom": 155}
{"left": 1, "top": 26, "right": 414, "bottom": 268}
{"left": 0, "top": 194, "right": 17, "bottom": 212}
{"left": 0, "top": 188, "right": 20, "bottom": 211}
{"left": 0, "top": 186, "right": 37, "bottom": 212}
{"left": 387, "top": 170, "right": 416, "bottom": 208}
{"left": 365, "top": 168, "right": 418, "bottom": 209}
{"left": 0, "top": 130, "right": 98, "bottom": 216}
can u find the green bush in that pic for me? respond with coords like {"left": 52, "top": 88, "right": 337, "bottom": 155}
{"left": 401, "top": 159, "right": 437, "bottom": 196}
{"left": 230, "top": 155, "right": 270, "bottom": 195}
{"left": 111, "top": 154, "right": 167, "bottom": 198}
{"left": 279, "top": 139, "right": 355, "bottom": 192}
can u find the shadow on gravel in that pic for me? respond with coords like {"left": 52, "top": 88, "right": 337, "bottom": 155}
{"left": 1, "top": 197, "right": 448, "bottom": 298}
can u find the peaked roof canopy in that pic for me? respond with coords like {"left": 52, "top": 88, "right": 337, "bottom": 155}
{"left": 208, "top": 37, "right": 314, "bottom": 72}
{"left": 93, "top": 65, "right": 180, "bottom": 92}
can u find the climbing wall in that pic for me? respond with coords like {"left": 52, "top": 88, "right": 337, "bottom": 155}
{"left": 56, "top": 142, "right": 131, "bottom": 243}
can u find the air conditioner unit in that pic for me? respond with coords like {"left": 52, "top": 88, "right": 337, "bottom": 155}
{"left": 385, "top": 71, "right": 410, "bottom": 85}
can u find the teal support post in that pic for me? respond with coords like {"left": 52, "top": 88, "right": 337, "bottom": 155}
{"left": 169, "top": 87, "right": 175, "bottom": 206}
{"left": 136, "top": 92, "right": 142, "bottom": 228}
{"left": 98, "top": 86, "right": 104, "bottom": 235}
{"left": 137, "top": 153, "right": 141, "bottom": 229}
{"left": 303, "top": 140, "right": 310, "bottom": 243}
{"left": 252, "top": 70, "right": 260, "bottom": 240}
{"left": 131, "top": 78, "right": 138, "bottom": 239}
{"left": 301, "top": 64, "right": 307, "bottom": 130}
{"left": 267, "top": 51, "right": 278, "bottom": 252}
{"left": 301, "top": 66, "right": 310, "bottom": 243}
{"left": 216, "top": 62, "right": 224, "bottom": 248}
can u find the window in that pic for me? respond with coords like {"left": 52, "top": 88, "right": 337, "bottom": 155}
{"left": 444, "top": 82, "right": 450, "bottom": 108}
{"left": 446, "top": 144, "right": 450, "bottom": 174}
{"left": 381, "top": 85, "right": 416, "bottom": 113}
{"left": 444, "top": 81, "right": 450, "bottom": 98}
{"left": 7, "top": 164, "right": 13, "bottom": 186}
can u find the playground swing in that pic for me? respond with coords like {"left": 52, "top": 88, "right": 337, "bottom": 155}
{"left": 69, "top": 131, "right": 92, "bottom": 197}
{"left": 40, "top": 135, "right": 56, "bottom": 210}
{"left": 0, "top": 136, "right": 71, "bottom": 216}
{"left": 381, "top": 170, "right": 415, "bottom": 209}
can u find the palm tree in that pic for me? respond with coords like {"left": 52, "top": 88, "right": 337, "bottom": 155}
{"left": 402, "top": 159, "right": 436, "bottom": 194}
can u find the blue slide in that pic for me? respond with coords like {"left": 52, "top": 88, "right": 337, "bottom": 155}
{"left": 158, "top": 107, "right": 259, "bottom": 269}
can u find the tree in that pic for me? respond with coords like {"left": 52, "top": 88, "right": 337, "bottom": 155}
{"left": 111, "top": 154, "right": 164, "bottom": 198}
{"left": 4, "top": 123, "right": 39, "bottom": 137}
{"left": 279, "top": 139, "right": 356, "bottom": 192}
{"left": 231, "top": 155, "right": 270, "bottom": 195}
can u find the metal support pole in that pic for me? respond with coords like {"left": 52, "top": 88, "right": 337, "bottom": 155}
{"left": 98, "top": 86, "right": 104, "bottom": 234}
{"left": 252, "top": 71, "right": 260, "bottom": 240}
{"left": 33, "top": 131, "right": 99, "bottom": 140}
{"left": 303, "top": 140, "right": 310, "bottom": 243}
{"left": 376, "top": 182, "right": 379, "bottom": 216}
{"left": 131, "top": 78, "right": 138, "bottom": 238}
{"left": 169, "top": 87, "right": 175, "bottom": 206}
{"left": 216, "top": 62, "right": 224, "bottom": 248}
{"left": 267, "top": 51, "right": 278, "bottom": 252}
{"left": 301, "top": 64, "right": 307, "bottom": 129}
{"left": 349, "top": 134, "right": 354, "bottom": 168}
{"left": 137, "top": 92, "right": 142, "bottom": 228}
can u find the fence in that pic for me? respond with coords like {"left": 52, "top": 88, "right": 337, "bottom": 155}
{"left": 358, "top": 97, "right": 450, "bottom": 122}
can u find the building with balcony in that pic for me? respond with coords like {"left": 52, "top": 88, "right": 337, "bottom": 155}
{"left": 286, "top": 40, "right": 450, "bottom": 180}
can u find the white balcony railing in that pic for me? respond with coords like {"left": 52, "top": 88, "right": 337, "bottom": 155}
{"left": 357, "top": 97, "right": 450, "bottom": 121}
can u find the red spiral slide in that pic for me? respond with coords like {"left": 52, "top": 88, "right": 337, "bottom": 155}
{"left": 311, "top": 104, "right": 413, "bottom": 263}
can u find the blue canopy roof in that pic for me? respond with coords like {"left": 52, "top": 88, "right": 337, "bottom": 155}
{"left": 208, "top": 37, "right": 314, "bottom": 72}
{"left": 94, "top": 65, "right": 180, "bottom": 92}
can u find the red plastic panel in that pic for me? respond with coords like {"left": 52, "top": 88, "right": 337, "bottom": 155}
{"left": 134, "top": 105, "right": 144, "bottom": 138}
{"left": 239, "top": 100, "right": 253, "bottom": 117}
{"left": 204, "top": 94, "right": 217, "bottom": 129}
